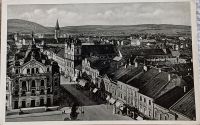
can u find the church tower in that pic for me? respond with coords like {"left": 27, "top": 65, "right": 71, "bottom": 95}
{"left": 64, "top": 37, "right": 82, "bottom": 78}
{"left": 55, "top": 19, "right": 60, "bottom": 39}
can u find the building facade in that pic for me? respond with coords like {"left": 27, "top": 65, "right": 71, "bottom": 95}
{"left": 7, "top": 34, "right": 60, "bottom": 110}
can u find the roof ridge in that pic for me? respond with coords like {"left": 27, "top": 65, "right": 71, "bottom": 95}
{"left": 140, "top": 71, "right": 161, "bottom": 89}
{"left": 169, "top": 88, "right": 194, "bottom": 110}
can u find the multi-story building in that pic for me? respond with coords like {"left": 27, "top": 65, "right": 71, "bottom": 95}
{"left": 6, "top": 34, "right": 60, "bottom": 110}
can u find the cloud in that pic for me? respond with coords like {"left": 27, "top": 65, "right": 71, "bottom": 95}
{"left": 10, "top": 3, "right": 191, "bottom": 26}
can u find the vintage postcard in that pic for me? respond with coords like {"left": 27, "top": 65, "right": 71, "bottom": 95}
{"left": 0, "top": 0, "right": 200, "bottom": 125}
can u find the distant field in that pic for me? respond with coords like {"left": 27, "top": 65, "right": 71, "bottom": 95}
{"left": 8, "top": 19, "right": 191, "bottom": 36}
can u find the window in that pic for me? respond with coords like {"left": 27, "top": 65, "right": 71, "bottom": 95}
{"left": 31, "top": 90, "right": 35, "bottom": 96}
{"left": 41, "top": 80, "right": 44, "bottom": 86}
{"left": 31, "top": 68, "right": 35, "bottom": 74}
{"left": 47, "top": 88, "right": 51, "bottom": 94}
{"left": 27, "top": 68, "right": 30, "bottom": 74}
{"left": 15, "top": 69, "right": 19, "bottom": 74}
{"left": 55, "top": 82, "right": 58, "bottom": 86}
{"left": 40, "top": 89, "right": 45, "bottom": 95}
{"left": 140, "top": 96, "right": 142, "bottom": 101}
{"left": 47, "top": 67, "right": 49, "bottom": 72}
{"left": 149, "top": 100, "right": 151, "bottom": 105}
{"left": 144, "top": 98, "right": 146, "bottom": 103}
{"left": 22, "top": 81, "right": 26, "bottom": 88}
{"left": 31, "top": 80, "right": 36, "bottom": 87}
{"left": 36, "top": 68, "right": 39, "bottom": 73}
{"left": 47, "top": 77, "right": 49, "bottom": 82}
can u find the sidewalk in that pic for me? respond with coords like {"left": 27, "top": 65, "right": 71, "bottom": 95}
{"left": 6, "top": 110, "right": 62, "bottom": 119}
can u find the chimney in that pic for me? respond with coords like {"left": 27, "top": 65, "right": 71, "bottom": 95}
{"left": 168, "top": 74, "right": 171, "bottom": 82}
{"left": 135, "top": 62, "right": 138, "bottom": 68}
{"left": 143, "top": 65, "right": 147, "bottom": 72}
{"left": 183, "top": 86, "right": 187, "bottom": 93}
{"left": 158, "top": 68, "right": 161, "bottom": 73}
{"left": 125, "top": 64, "right": 127, "bottom": 68}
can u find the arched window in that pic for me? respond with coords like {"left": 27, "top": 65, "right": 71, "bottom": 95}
{"left": 15, "top": 69, "right": 19, "bottom": 74}
{"left": 41, "top": 80, "right": 44, "bottom": 86}
{"left": 36, "top": 68, "right": 39, "bottom": 73}
{"left": 31, "top": 80, "right": 36, "bottom": 87}
{"left": 31, "top": 68, "right": 35, "bottom": 74}
{"left": 22, "top": 81, "right": 26, "bottom": 88}
{"left": 27, "top": 68, "right": 30, "bottom": 74}
{"left": 40, "top": 89, "right": 44, "bottom": 95}
{"left": 47, "top": 67, "right": 49, "bottom": 72}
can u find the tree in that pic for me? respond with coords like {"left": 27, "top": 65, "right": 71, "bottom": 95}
{"left": 70, "top": 102, "right": 79, "bottom": 120}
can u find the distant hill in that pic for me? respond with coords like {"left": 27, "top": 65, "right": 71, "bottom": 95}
{"left": 8, "top": 19, "right": 191, "bottom": 36}
{"left": 7, "top": 19, "right": 53, "bottom": 33}
{"left": 62, "top": 24, "right": 191, "bottom": 36}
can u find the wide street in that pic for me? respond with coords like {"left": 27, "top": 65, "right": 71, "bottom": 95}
{"left": 6, "top": 75, "right": 133, "bottom": 121}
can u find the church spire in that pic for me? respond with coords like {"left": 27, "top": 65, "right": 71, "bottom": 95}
{"left": 55, "top": 19, "right": 60, "bottom": 30}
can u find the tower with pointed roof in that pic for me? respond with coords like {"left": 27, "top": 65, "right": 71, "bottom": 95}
{"left": 55, "top": 19, "right": 60, "bottom": 39}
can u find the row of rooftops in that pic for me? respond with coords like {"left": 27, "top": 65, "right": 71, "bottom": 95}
{"left": 101, "top": 64, "right": 195, "bottom": 119}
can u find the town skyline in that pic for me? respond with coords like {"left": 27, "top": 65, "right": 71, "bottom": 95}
{"left": 8, "top": 2, "right": 191, "bottom": 27}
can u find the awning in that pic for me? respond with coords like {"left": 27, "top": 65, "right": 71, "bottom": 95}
{"left": 115, "top": 101, "right": 122, "bottom": 107}
{"left": 136, "top": 116, "right": 143, "bottom": 120}
{"left": 93, "top": 88, "right": 98, "bottom": 93}
{"left": 106, "top": 95, "right": 110, "bottom": 101}
{"left": 78, "top": 80, "right": 86, "bottom": 87}
{"left": 109, "top": 98, "right": 116, "bottom": 104}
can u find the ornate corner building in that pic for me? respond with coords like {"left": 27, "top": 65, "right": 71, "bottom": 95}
{"left": 6, "top": 33, "right": 60, "bottom": 110}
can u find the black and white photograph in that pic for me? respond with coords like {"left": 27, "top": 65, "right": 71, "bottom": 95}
{"left": 1, "top": 0, "right": 200, "bottom": 124}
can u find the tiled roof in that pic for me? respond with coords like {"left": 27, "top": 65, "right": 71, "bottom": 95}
{"left": 88, "top": 57, "right": 110, "bottom": 75}
{"left": 170, "top": 88, "right": 195, "bottom": 120}
{"left": 127, "top": 68, "right": 160, "bottom": 89}
{"left": 118, "top": 66, "right": 143, "bottom": 83}
{"left": 139, "top": 71, "right": 169, "bottom": 98}
{"left": 155, "top": 86, "right": 185, "bottom": 109}
{"left": 81, "top": 45, "right": 117, "bottom": 58}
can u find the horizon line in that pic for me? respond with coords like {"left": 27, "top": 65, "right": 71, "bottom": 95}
{"left": 8, "top": 18, "right": 191, "bottom": 27}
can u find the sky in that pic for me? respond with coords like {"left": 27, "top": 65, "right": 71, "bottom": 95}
{"left": 8, "top": 2, "right": 191, "bottom": 27}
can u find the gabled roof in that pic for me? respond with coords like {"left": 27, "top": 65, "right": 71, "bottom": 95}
{"left": 127, "top": 68, "right": 160, "bottom": 89}
{"left": 170, "top": 88, "right": 195, "bottom": 120}
{"left": 118, "top": 66, "right": 143, "bottom": 83}
{"left": 155, "top": 86, "right": 185, "bottom": 109}
{"left": 139, "top": 71, "right": 169, "bottom": 99}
